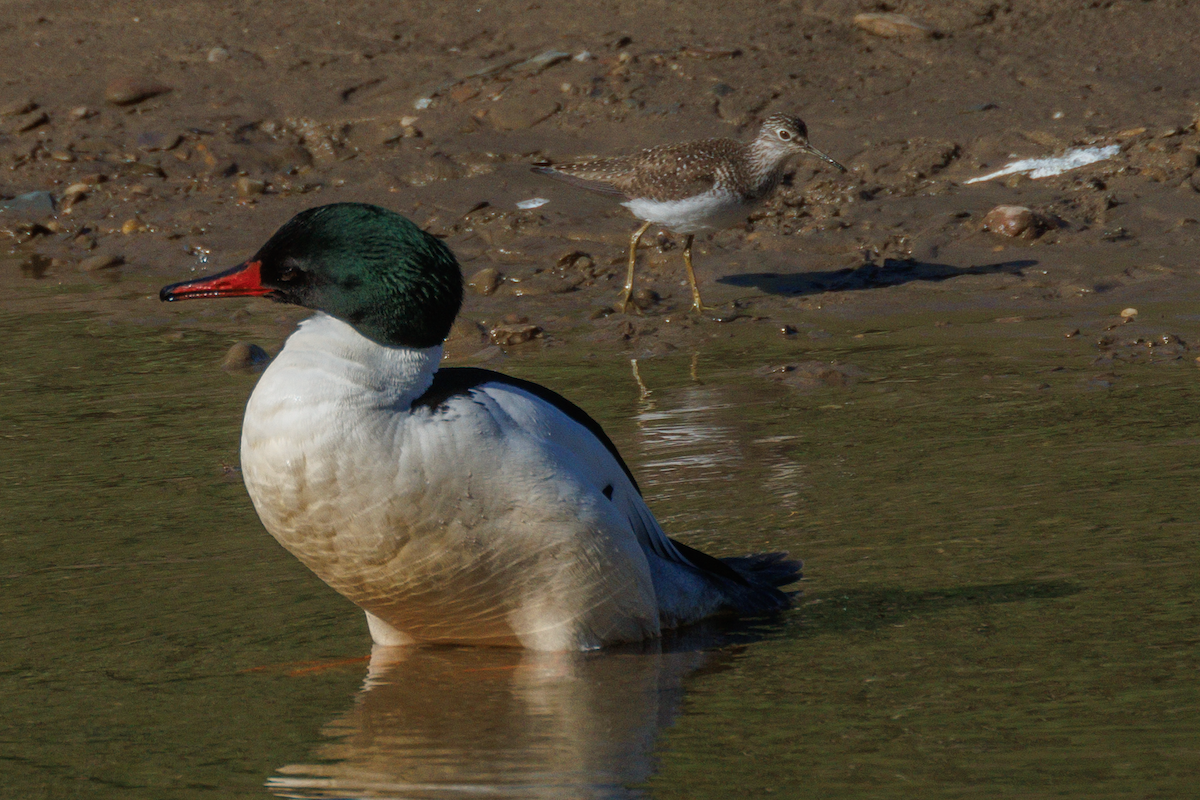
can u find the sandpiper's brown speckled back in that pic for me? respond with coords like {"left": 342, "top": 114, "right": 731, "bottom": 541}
{"left": 532, "top": 114, "right": 816, "bottom": 204}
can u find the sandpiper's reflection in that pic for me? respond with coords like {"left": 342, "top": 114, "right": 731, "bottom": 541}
{"left": 268, "top": 628, "right": 754, "bottom": 799}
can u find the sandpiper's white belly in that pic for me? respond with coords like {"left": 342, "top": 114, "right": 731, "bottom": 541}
{"left": 623, "top": 190, "right": 751, "bottom": 234}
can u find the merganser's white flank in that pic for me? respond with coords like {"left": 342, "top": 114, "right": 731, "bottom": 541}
{"left": 533, "top": 113, "right": 846, "bottom": 312}
{"left": 161, "top": 203, "right": 801, "bottom": 650}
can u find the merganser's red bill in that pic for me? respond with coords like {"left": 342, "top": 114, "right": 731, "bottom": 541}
{"left": 159, "top": 260, "right": 270, "bottom": 301}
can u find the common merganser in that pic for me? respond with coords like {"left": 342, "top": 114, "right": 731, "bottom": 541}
{"left": 161, "top": 203, "right": 801, "bottom": 650}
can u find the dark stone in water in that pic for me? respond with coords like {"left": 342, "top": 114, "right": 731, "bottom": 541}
{"left": 221, "top": 342, "right": 271, "bottom": 371}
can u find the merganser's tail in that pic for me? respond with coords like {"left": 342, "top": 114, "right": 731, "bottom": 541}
{"left": 670, "top": 539, "right": 803, "bottom": 615}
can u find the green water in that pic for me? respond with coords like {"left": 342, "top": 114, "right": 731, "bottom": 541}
{"left": 2, "top": 303, "right": 1198, "bottom": 798}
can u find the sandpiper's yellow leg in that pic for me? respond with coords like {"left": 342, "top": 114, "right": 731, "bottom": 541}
{"left": 682, "top": 234, "right": 706, "bottom": 312}
{"left": 620, "top": 220, "right": 654, "bottom": 313}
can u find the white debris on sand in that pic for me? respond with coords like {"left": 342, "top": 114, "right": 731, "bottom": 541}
{"left": 966, "top": 145, "right": 1120, "bottom": 184}
{"left": 516, "top": 197, "right": 550, "bottom": 209}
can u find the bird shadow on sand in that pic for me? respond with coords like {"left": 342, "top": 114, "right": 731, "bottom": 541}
{"left": 717, "top": 257, "right": 1039, "bottom": 297}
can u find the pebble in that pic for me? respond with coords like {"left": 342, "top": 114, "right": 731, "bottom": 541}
{"left": 221, "top": 342, "right": 271, "bottom": 371}
{"left": 236, "top": 177, "right": 266, "bottom": 197}
{"left": 121, "top": 218, "right": 147, "bottom": 235}
{"left": 467, "top": 267, "right": 502, "bottom": 296}
{"left": 981, "top": 205, "right": 1045, "bottom": 238}
{"left": 1120, "top": 307, "right": 1138, "bottom": 319}
{"left": 631, "top": 288, "right": 660, "bottom": 310}
{"left": 489, "top": 322, "right": 543, "bottom": 346}
{"left": 79, "top": 254, "right": 123, "bottom": 272}
{"left": 0, "top": 191, "right": 56, "bottom": 218}
{"left": 70, "top": 106, "right": 95, "bottom": 120}
{"left": 556, "top": 250, "right": 595, "bottom": 271}
{"left": 105, "top": 77, "right": 173, "bottom": 106}
{"left": 50, "top": 151, "right": 75, "bottom": 162}
{"left": 136, "top": 131, "right": 181, "bottom": 151}
{"left": 207, "top": 46, "right": 231, "bottom": 63}
{"left": 853, "top": 12, "right": 935, "bottom": 38}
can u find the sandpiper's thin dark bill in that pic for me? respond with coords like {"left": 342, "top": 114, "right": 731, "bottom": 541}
{"left": 160, "top": 260, "right": 270, "bottom": 301}
{"left": 802, "top": 144, "right": 847, "bottom": 172}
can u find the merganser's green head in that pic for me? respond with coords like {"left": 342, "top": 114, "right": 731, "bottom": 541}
{"left": 160, "top": 203, "right": 463, "bottom": 348}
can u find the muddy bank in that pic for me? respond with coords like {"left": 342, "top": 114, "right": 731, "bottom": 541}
{"left": 1, "top": 0, "right": 1198, "bottom": 360}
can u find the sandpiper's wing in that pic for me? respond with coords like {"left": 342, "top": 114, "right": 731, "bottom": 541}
{"left": 533, "top": 139, "right": 741, "bottom": 203}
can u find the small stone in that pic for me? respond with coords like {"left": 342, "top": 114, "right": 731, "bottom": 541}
{"left": 220, "top": 342, "right": 271, "bottom": 371}
{"left": 207, "top": 46, "right": 231, "bottom": 63}
{"left": 63, "top": 183, "right": 91, "bottom": 198}
{"left": 1120, "top": 307, "right": 1138, "bottom": 319}
{"left": 489, "top": 322, "right": 543, "bottom": 346}
{"left": 50, "top": 151, "right": 75, "bottom": 162}
{"left": 467, "top": 267, "right": 502, "bottom": 296}
{"left": 121, "top": 218, "right": 146, "bottom": 235}
{"left": 136, "top": 131, "right": 181, "bottom": 151}
{"left": 0, "top": 191, "right": 56, "bottom": 218}
{"left": 1064, "top": 329, "right": 1081, "bottom": 338}
{"left": 105, "top": 77, "right": 172, "bottom": 106}
{"left": 556, "top": 250, "right": 595, "bottom": 270}
{"left": 981, "top": 205, "right": 1045, "bottom": 238}
{"left": 780, "top": 324, "right": 798, "bottom": 336}
{"left": 235, "top": 177, "right": 266, "bottom": 197}
{"left": 1170, "top": 150, "right": 1199, "bottom": 170}
{"left": 631, "top": 288, "right": 660, "bottom": 309}
{"left": 74, "top": 234, "right": 97, "bottom": 250}
{"left": 69, "top": 106, "right": 95, "bottom": 120}
{"left": 123, "top": 161, "right": 166, "bottom": 178}
{"left": 1159, "top": 333, "right": 1186, "bottom": 347}
{"left": 79, "top": 254, "right": 124, "bottom": 272}
{"left": 853, "top": 12, "right": 935, "bottom": 38}
{"left": 0, "top": 97, "right": 36, "bottom": 117}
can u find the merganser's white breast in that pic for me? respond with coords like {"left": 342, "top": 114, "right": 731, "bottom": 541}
{"left": 239, "top": 314, "right": 725, "bottom": 650}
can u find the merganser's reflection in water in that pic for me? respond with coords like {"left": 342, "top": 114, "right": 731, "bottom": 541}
{"left": 268, "top": 626, "right": 759, "bottom": 800}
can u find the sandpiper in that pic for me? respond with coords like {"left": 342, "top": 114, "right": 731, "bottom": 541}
{"left": 533, "top": 114, "right": 846, "bottom": 312}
